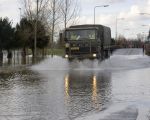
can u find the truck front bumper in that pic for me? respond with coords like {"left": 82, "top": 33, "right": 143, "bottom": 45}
{"left": 64, "top": 53, "right": 98, "bottom": 59}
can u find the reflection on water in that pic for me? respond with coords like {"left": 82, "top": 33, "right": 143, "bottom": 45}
{"left": 0, "top": 55, "right": 47, "bottom": 67}
{"left": 1, "top": 49, "right": 150, "bottom": 120}
{"left": 0, "top": 68, "right": 44, "bottom": 119}
{"left": 92, "top": 75, "right": 98, "bottom": 106}
{"left": 0, "top": 50, "right": 50, "bottom": 67}
{"left": 0, "top": 68, "right": 41, "bottom": 91}
{"left": 64, "top": 70, "right": 112, "bottom": 119}
{"left": 65, "top": 74, "right": 70, "bottom": 101}
{"left": 0, "top": 57, "right": 112, "bottom": 120}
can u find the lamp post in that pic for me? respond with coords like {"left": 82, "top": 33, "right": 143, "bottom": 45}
{"left": 141, "top": 24, "right": 150, "bottom": 41}
{"left": 94, "top": 5, "right": 109, "bottom": 24}
{"left": 141, "top": 24, "right": 150, "bottom": 31}
{"left": 139, "top": 12, "right": 150, "bottom": 40}
{"left": 142, "top": 25, "right": 150, "bottom": 27}
{"left": 139, "top": 13, "right": 150, "bottom": 16}
{"left": 116, "top": 17, "right": 125, "bottom": 40}
{"left": 141, "top": 32, "right": 148, "bottom": 41}
{"left": 141, "top": 24, "right": 150, "bottom": 30}
{"left": 139, "top": 12, "right": 150, "bottom": 31}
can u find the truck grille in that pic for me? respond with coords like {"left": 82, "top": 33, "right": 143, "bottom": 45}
{"left": 70, "top": 47, "right": 97, "bottom": 55}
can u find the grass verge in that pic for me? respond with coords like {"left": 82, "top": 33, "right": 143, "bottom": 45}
{"left": 47, "top": 48, "right": 65, "bottom": 56}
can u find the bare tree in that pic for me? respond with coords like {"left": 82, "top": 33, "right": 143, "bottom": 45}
{"left": 20, "top": 0, "right": 79, "bottom": 51}
{"left": 60, "top": 0, "right": 80, "bottom": 29}
{"left": 47, "top": 0, "right": 62, "bottom": 47}
{"left": 21, "top": 0, "right": 49, "bottom": 21}
{"left": 21, "top": 0, "right": 50, "bottom": 37}
{"left": 137, "top": 33, "right": 145, "bottom": 41}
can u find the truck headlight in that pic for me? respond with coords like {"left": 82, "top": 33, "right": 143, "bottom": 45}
{"left": 93, "top": 54, "right": 97, "bottom": 57}
{"left": 65, "top": 43, "right": 70, "bottom": 48}
{"left": 65, "top": 54, "right": 69, "bottom": 58}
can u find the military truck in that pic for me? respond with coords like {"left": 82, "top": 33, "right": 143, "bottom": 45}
{"left": 61, "top": 24, "right": 113, "bottom": 59}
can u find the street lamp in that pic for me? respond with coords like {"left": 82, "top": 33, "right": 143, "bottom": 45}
{"left": 94, "top": 5, "right": 109, "bottom": 24}
{"left": 141, "top": 24, "right": 150, "bottom": 41}
{"left": 141, "top": 24, "right": 150, "bottom": 27}
{"left": 116, "top": 17, "right": 125, "bottom": 40}
{"left": 141, "top": 24, "right": 150, "bottom": 32}
{"left": 141, "top": 32, "right": 149, "bottom": 41}
{"left": 141, "top": 24, "right": 150, "bottom": 31}
{"left": 139, "top": 13, "right": 150, "bottom": 16}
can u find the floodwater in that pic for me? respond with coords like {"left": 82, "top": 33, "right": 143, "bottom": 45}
{"left": 1, "top": 48, "right": 150, "bottom": 120}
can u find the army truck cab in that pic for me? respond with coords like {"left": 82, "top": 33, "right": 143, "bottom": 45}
{"left": 63, "top": 24, "right": 112, "bottom": 59}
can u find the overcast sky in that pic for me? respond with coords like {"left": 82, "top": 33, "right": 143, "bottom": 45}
{"left": 0, "top": 0, "right": 150, "bottom": 38}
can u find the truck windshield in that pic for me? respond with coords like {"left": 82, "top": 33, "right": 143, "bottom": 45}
{"left": 66, "top": 29, "right": 97, "bottom": 40}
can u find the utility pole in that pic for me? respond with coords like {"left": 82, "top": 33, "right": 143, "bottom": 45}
{"left": 65, "top": 0, "right": 67, "bottom": 29}
{"left": 94, "top": 5, "right": 109, "bottom": 25}
{"left": 115, "top": 16, "right": 117, "bottom": 40}
{"left": 51, "top": 0, "right": 56, "bottom": 55}
{"left": 116, "top": 17, "right": 124, "bottom": 40}
{"left": 34, "top": 0, "right": 39, "bottom": 58}
{"left": 139, "top": 13, "right": 150, "bottom": 41}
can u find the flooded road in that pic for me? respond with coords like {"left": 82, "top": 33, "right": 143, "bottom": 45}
{"left": 1, "top": 48, "right": 150, "bottom": 120}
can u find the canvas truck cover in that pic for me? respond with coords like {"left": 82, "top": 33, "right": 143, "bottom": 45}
{"left": 103, "top": 26, "right": 111, "bottom": 46}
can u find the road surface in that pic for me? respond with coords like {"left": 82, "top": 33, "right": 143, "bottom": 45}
{"left": 0, "top": 48, "right": 150, "bottom": 120}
